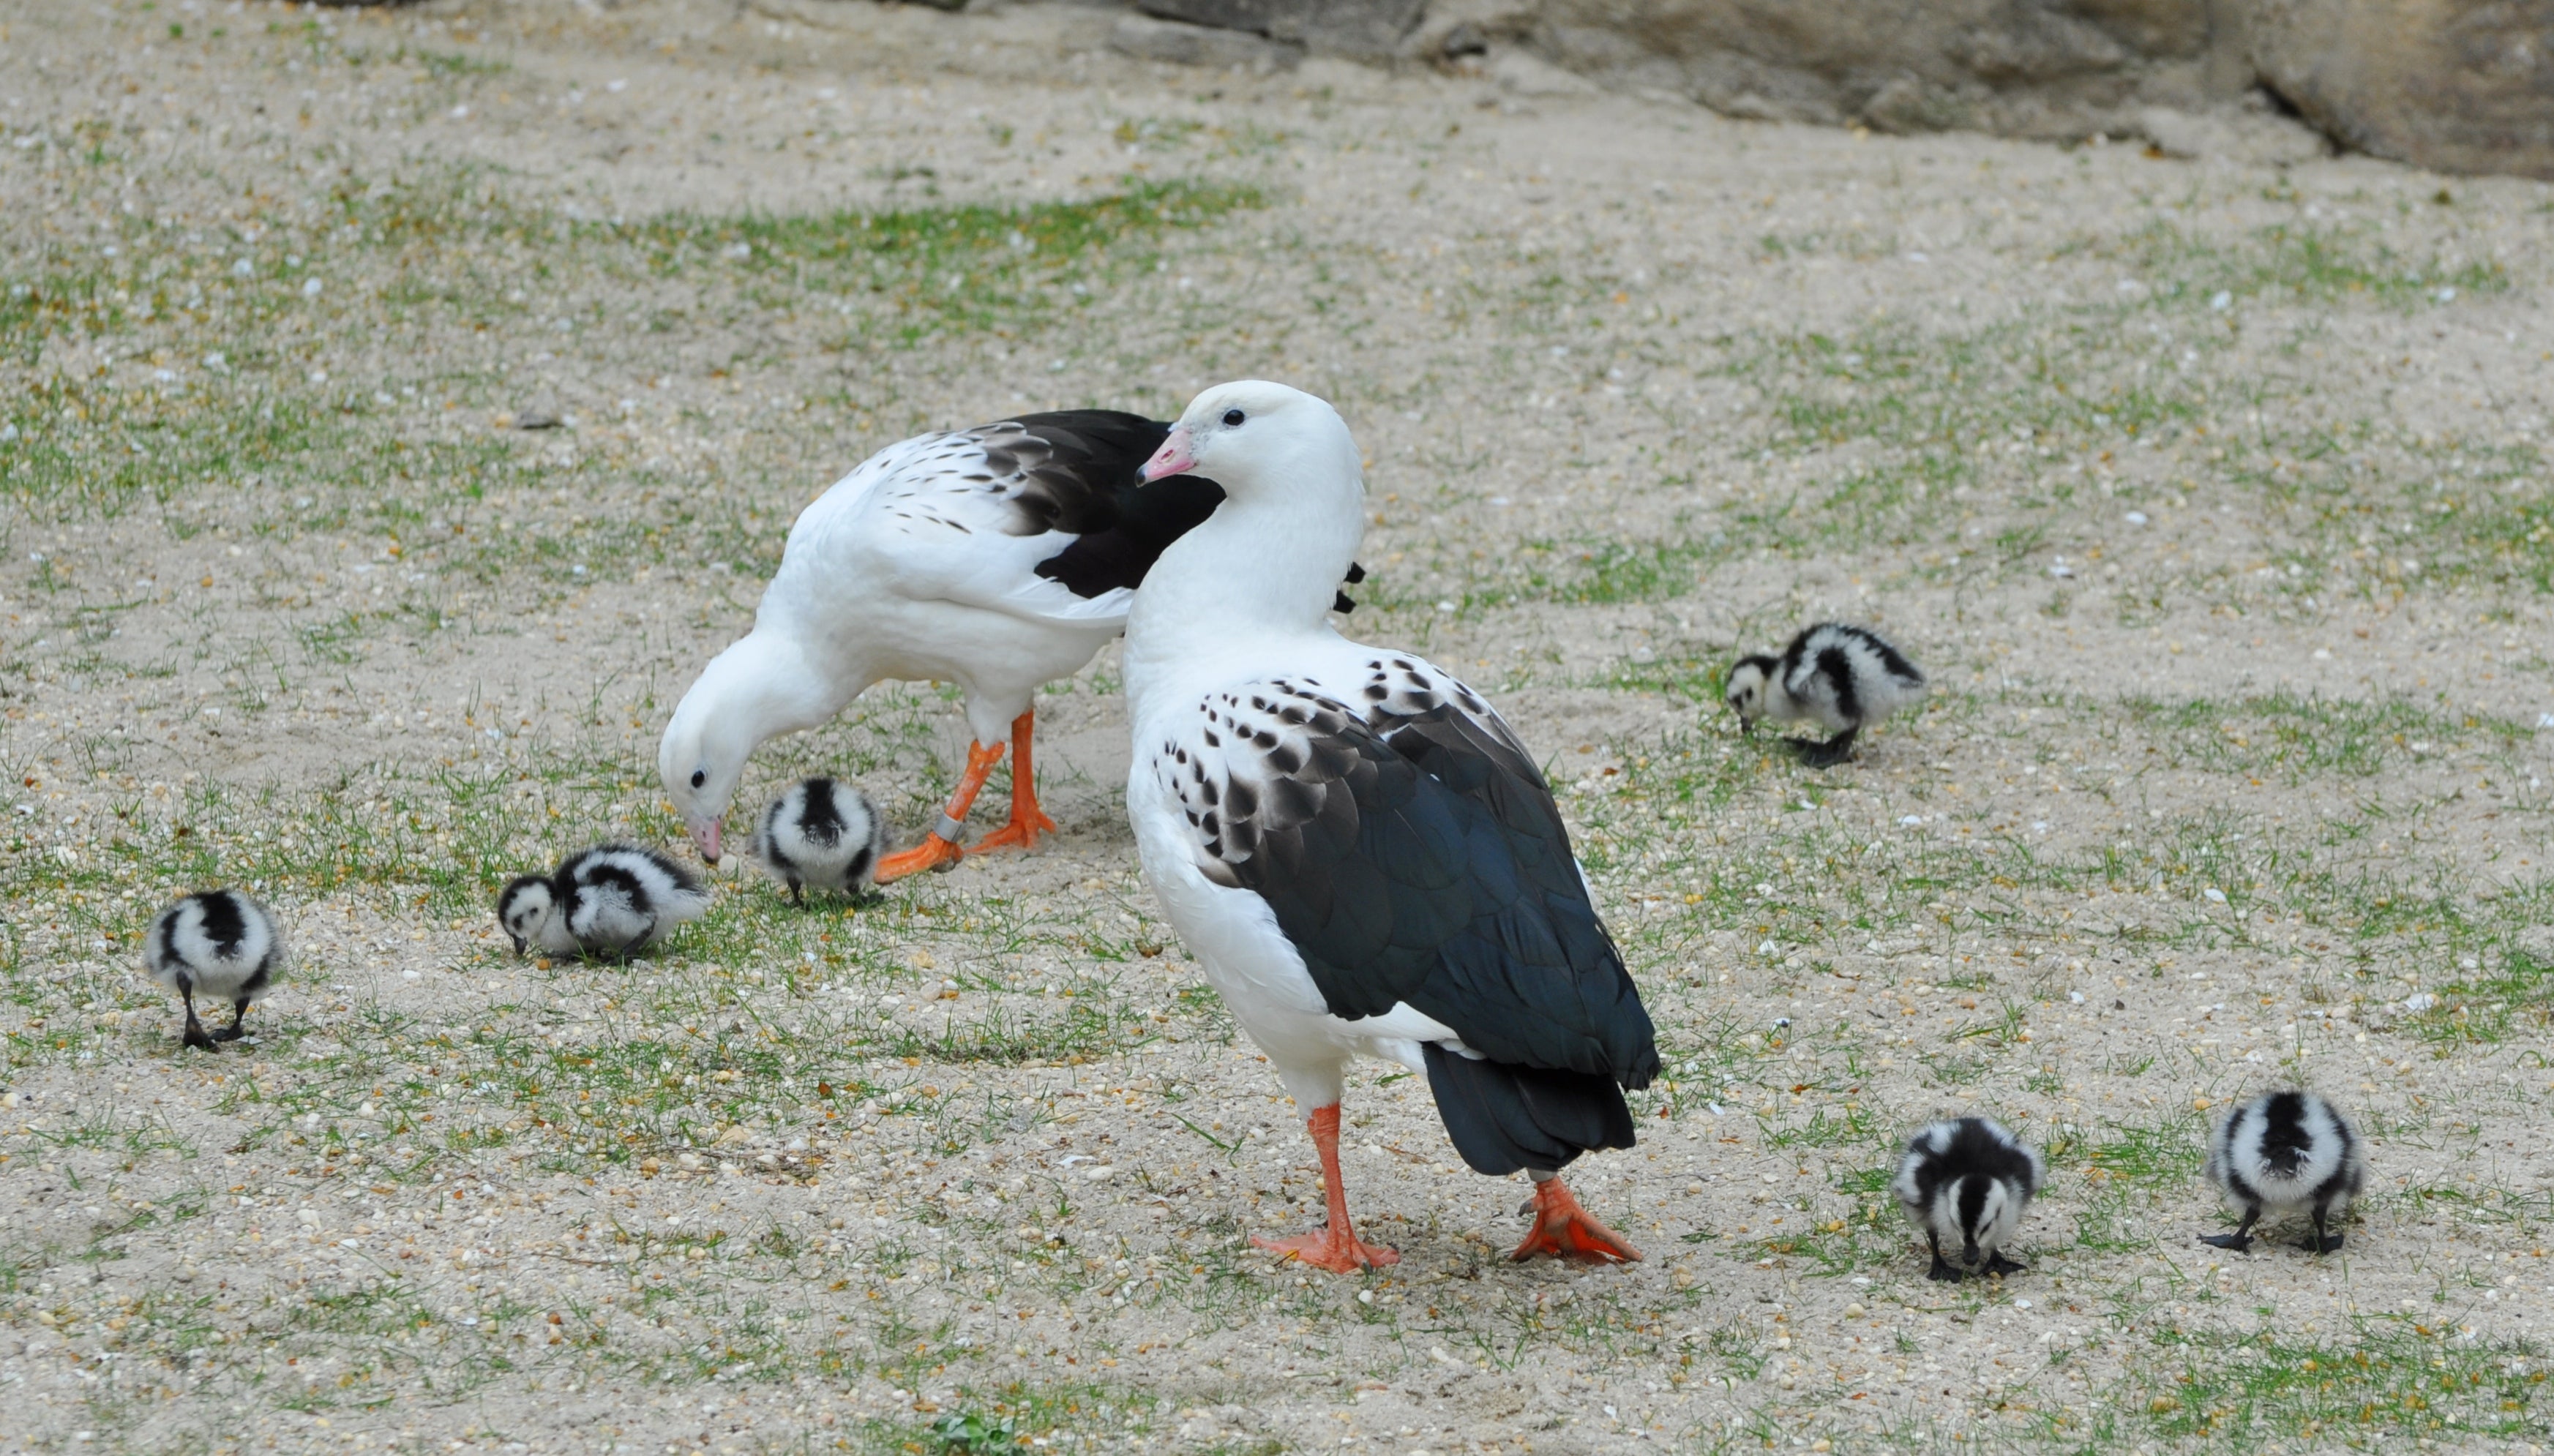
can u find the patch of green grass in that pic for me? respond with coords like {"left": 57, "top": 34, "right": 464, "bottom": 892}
{"left": 1747, "top": 1213, "right": 1897, "bottom": 1277}
{"left": 623, "top": 179, "right": 1263, "bottom": 348}
{"left": 2124, "top": 219, "right": 2513, "bottom": 312}
{"left": 2121, "top": 1322, "right": 2547, "bottom": 1449}
{"left": 0, "top": 170, "right": 1262, "bottom": 532}
{"left": 2411, "top": 947, "right": 2554, "bottom": 1047}
{"left": 2081, "top": 1108, "right": 2209, "bottom": 1190}
{"left": 2236, "top": 428, "right": 2554, "bottom": 595}
{"left": 1759, "top": 1103, "right": 1881, "bottom": 1151}
{"left": 1524, "top": 536, "right": 1729, "bottom": 606}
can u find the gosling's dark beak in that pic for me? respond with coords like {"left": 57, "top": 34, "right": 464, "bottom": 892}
{"left": 1961, "top": 1241, "right": 1981, "bottom": 1267}
{"left": 1738, "top": 716, "right": 1757, "bottom": 738}
{"left": 508, "top": 932, "right": 526, "bottom": 957}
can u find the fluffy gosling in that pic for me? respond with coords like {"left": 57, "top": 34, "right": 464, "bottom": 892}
{"left": 752, "top": 777, "right": 889, "bottom": 904}
{"left": 144, "top": 890, "right": 282, "bottom": 1053}
{"left": 2203, "top": 1089, "right": 2365, "bottom": 1254}
{"left": 1725, "top": 623, "right": 1926, "bottom": 768}
{"left": 498, "top": 844, "right": 709, "bottom": 958}
{"left": 1892, "top": 1116, "right": 2042, "bottom": 1282}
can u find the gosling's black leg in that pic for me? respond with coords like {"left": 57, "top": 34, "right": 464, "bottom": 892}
{"left": 179, "top": 982, "right": 217, "bottom": 1054}
{"left": 2302, "top": 1201, "right": 2345, "bottom": 1255}
{"left": 1985, "top": 1252, "right": 2027, "bottom": 1277}
{"left": 789, "top": 880, "right": 804, "bottom": 907}
{"left": 1794, "top": 725, "right": 1861, "bottom": 769}
{"left": 2201, "top": 1206, "right": 2260, "bottom": 1252}
{"left": 212, "top": 998, "right": 250, "bottom": 1043}
{"left": 1925, "top": 1232, "right": 1964, "bottom": 1283}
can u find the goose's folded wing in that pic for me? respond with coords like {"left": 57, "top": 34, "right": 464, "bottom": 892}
{"left": 1150, "top": 680, "right": 1655, "bottom": 1085}
{"left": 787, "top": 412, "right": 1184, "bottom": 628}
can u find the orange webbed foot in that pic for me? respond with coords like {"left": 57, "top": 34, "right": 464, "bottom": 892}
{"left": 1511, "top": 1178, "right": 1642, "bottom": 1264}
{"left": 969, "top": 808, "right": 1058, "bottom": 853}
{"left": 874, "top": 835, "right": 965, "bottom": 883}
{"left": 1252, "top": 1226, "right": 1400, "bottom": 1274}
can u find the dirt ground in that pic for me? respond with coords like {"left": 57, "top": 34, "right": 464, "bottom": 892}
{"left": 4, "top": 1, "right": 2553, "bottom": 1452}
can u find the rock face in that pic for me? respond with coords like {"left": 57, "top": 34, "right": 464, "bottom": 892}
{"left": 1097, "top": 0, "right": 2554, "bottom": 179}
{"left": 2247, "top": 0, "right": 2554, "bottom": 179}
{"left": 1525, "top": 0, "right": 2233, "bottom": 138}
{"left": 1136, "top": 0, "right": 1426, "bottom": 59}
{"left": 1111, "top": 12, "right": 1306, "bottom": 68}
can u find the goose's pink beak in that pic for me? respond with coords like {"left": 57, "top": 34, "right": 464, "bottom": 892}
{"left": 688, "top": 817, "right": 723, "bottom": 866}
{"left": 1140, "top": 427, "right": 1196, "bottom": 482}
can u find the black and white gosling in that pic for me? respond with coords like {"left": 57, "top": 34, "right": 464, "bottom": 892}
{"left": 2203, "top": 1089, "right": 2365, "bottom": 1254}
{"left": 1725, "top": 623, "right": 1926, "bottom": 768}
{"left": 752, "top": 777, "right": 889, "bottom": 904}
{"left": 1892, "top": 1116, "right": 2043, "bottom": 1282}
{"left": 497, "top": 844, "right": 710, "bottom": 959}
{"left": 144, "top": 890, "right": 283, "bottom": 1054}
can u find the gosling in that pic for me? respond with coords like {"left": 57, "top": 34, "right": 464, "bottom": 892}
{"left": 1725, "top": 623, "right": 1926, "bottom": 768}
{"left": 1892, "top": 1115, "right": 2042, "bottom": 1281}
{"left": 498, "top": 844, "right": 709, "bottom": 958}
{"left": 143, "top": 890, "right": 283, "bottom": 1053}
{"left": 2203, "top": 1089, "right": 2364, "bottom": 1254}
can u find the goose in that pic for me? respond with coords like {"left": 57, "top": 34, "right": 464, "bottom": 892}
{"left": 498, "top": 844, "right": 710, "bottom": 958}
{"left": 2203, "top": 1089, "right": 2364, "bottom": 1253}
{"left": 1120, "top": 380, "right": 1658, "bottom": 1273}
{"left": 1891, "top": 1116, "right": 2042, "bottom": 1280}
{"left": 659, "top": 411, "right": 1361, "bottom": 882}
{"left": 143, "top": 890, "right": 283, "bottom": 1053}
{"left": 1724, "top": 623, "right": 1926, "bottom": 767}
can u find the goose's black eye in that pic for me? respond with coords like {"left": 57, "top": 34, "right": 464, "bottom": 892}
{"left": 1221, "top": 408, "right": 1246, "bottom": 427}
{"left": 690, "top": 770, "right": 706, "bottom": 789}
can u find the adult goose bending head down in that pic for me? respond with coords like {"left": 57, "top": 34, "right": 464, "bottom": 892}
{"left": 656, "top": 411, "right": 1368, "bottom": 883}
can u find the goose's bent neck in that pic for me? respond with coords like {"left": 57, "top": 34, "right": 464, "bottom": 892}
{"left": 664, "top": 629, "right": 864, "bottom": 806}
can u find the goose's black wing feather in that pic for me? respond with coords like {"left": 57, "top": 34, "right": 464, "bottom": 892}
{"left": 984, "top": 411, "right": 1175, "bottom": 538}
{"left": 1034, "top": 473, "right": 1228, "bottom": 598}
{"left": 1161, "top": 678, "right": 1657, "bottom": 1088}
{"left": 991, "top": 410, "right": 1366, "bottom": 605}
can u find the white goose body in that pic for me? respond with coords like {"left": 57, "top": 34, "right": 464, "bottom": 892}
{"left": 1127, "top": 641, "right": 1495, "bottom": 1081}
{"left": 752, "top": 430, "right": 1134, "bottom": 719}
{"left": 1122, "top": 381, "right": 1657, "bottom": 1274}
{"left": 658, "top": 413, "right": 1235, "bottom": 877}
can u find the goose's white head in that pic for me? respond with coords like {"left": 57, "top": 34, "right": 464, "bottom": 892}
{"left": 1140, "top": 380, "right": 1360, "bottom": 502}
{"left": 657, "top": 658, "right": 760, "bottom": 864}
{"left": 657, "top": 617, "right": 855, "bottom": 866}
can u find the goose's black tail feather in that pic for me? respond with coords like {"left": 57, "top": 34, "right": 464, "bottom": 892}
{"left": 1423, "top": 1043, "right": 1636, "bottom": 1176}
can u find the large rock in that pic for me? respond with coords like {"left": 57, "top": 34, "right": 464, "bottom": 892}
{"left": 1518, "top": 0, "right": 2239, "bottom": 137}
{"left": 2247, "top": 0, "right": 2554, "bottom": 179}
{"left": 1136, "top": 0, "right": 1426, "bottom": 59}
{"left": 1093, "top": 0, "right": 2554, "bottom": 179}
{"left": 1111, "top": 12, "right": 1306, "bottom": 68}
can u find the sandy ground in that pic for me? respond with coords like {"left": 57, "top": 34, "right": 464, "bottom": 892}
{"left": 4, "top": 1, "right": 2554, "bottom": 1453}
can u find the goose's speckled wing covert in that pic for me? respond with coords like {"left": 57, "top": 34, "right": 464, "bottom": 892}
{"left": 1153, "top": 661, "right": 1658, "bottom": 1089}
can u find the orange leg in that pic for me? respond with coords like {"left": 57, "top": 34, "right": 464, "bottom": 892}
{"left": 1251, "top": 1103, "right": 1400, "bottom": 1274}
{"left": 874, "top": 738, "right": 1006, "bottom": 882}
{"left": 970, "top": 710, "right": 1057, "bottom": 854}
{"left": 1511, "top": 1176, "right": 1642, "bottom": 1264}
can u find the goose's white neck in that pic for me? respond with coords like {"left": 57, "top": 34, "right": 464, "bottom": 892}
{"left": 1123, "top": 467, "right": 1363, "bottom": 717}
